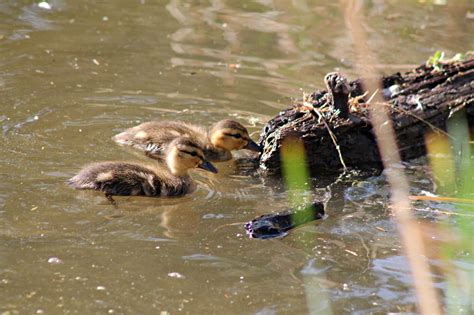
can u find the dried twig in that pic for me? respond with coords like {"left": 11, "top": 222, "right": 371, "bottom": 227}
{"left": 409, "top": 195, "right": 474, "bottom": 204}
{"left": 341, "top": 1, "right": 442, "bottom": 314}
{"left": 379, "top": 102, "right": 452, "bottom": 139}
{"left": 309, "top": 107, "right": 348, "bottom": 172}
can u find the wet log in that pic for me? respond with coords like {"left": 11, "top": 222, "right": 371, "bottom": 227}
{"left": 244, "top": 201, "right": 325, "bottom": 239}
{"left": 258, "top": 58, "right": 474, "bottom": 176}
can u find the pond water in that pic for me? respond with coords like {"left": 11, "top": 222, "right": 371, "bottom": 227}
{"left": 1, "top": 0, "right": 473, "bottom": 313}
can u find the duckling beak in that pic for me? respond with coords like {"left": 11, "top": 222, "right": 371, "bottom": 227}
{"left": 245, "top": 139, "right": 261, "bottom": 152}
{"left": 198, "top": 160, "right": 218, "bottom": 173}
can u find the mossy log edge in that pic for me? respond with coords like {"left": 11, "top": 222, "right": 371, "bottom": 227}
{"left": 258, "top": 58, "right": 474, "bottom": 177}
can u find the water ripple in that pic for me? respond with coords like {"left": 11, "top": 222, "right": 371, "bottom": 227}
{"left": 181, "top": 254, "right": 220, "bottom": 261}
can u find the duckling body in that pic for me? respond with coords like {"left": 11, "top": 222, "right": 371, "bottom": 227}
{"left": 67, "top": 161, "right": 193, "bottom": 197}
{"left": 68, "top": 137, "right": 217, "bottom": 197}
{"left": 112, "top": 119, "right": 260, "bottom": 162}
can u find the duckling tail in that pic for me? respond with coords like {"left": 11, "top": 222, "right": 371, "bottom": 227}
{"left": 111, "top": 132, "right": 131, "bottom": 146}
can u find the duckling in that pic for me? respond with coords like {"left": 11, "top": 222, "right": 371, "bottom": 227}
{"left": 67, "top": 137, "right": 218, "bottom": 198}
{"left": 112, "top": 119, "right": 261, "bottom": 162}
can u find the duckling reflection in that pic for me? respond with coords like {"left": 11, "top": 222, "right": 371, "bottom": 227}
{"left": 68, "top": 137, "right": 217, "bottom": 198}
{"left": 112, "top": 119, "right": 261, "bottom": 162}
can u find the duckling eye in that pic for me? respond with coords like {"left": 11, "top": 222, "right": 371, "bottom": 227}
{"left": 181, "top": 150, "right": 199, "bottom": 158}
{"left": 224, "top": 133, "right": 242, "bottom": 139}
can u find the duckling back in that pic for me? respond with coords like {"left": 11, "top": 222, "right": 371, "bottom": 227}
{"left": 67, "top": 162, "right": 193, "bottom": 197}
{"left": 112, "top": 121, "right": 209, "bottom": 160}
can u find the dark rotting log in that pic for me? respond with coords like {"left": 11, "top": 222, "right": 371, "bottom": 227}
{"left": 258, "top": 58, "right": 474, "bottom": 176}
{"left": 244, "top": 201, "right": 325, "bottom": 239}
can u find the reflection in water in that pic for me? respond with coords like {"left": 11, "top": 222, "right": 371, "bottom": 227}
{"left": 18, "top": 4, "right": 55, "bottom": 31}
{"left": 0, "top": 0, "right": 473, "bottom": 313}
{"left": 166, "top": 0, "right": 328, "bottom": 100}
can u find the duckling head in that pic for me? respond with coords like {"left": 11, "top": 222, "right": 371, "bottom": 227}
{"left": 166, "top": 137, "right": 218, "bottom": 176}
{"left": 209, "top": 119, "right": 261, "bottom": 152}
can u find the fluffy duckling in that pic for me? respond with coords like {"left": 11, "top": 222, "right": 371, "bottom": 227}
{"left": 67, "top": 137, "right": 218, "bottom": 198}
{"left": 112, "top": 119, "right": 260, "bottom": 162}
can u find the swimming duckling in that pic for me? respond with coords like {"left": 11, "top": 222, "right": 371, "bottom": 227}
{"left": 112, "top": 119, "right": 261, "bottom": 162}
{"left": 67, "top": 137, "right": 218, "bottom": 198}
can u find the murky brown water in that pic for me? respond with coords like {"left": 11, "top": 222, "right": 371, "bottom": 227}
{"left": 1, "top": 0, "right": 473, "bottom": 313}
